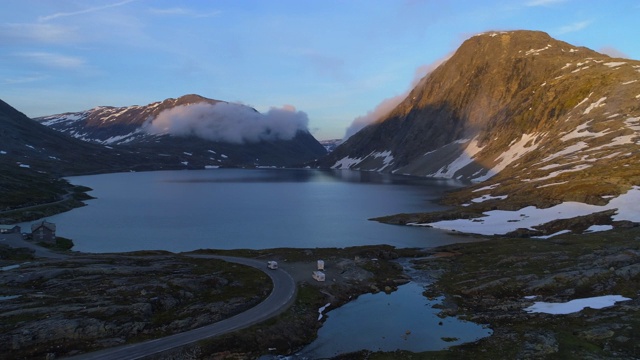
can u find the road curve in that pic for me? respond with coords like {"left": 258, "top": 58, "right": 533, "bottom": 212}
{"left": 64, "top": 255, "right": 296, "bottom": 360}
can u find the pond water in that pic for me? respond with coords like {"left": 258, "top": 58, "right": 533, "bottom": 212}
{"left": 31, "top": 168, "right": 477, "bottom": 253}
{"left": 263, "top": 260, "right": 491, "bottom": 359}
{"left": 297, "top": 282, "right": 491, "bottom": 358}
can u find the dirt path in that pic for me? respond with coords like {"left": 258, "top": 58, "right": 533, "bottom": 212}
{"left": 0, "top": 232, "right": 69, "bottom": 259}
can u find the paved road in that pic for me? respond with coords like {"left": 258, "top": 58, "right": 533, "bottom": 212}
{"left": 64, "top": 255, "right": 296, "bottom": 360}
{"left": 0, "top": 232, "right": 69, "bottom": 259}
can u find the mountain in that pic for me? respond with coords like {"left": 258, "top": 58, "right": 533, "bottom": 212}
{"left": 318, "top": 30, "right": 640, "bottom": 211}
{"left": 36, "top": 94, "right": 327, "bottom": 168}
{"left": 319, "top": 139, "right": 343, "bottom": 153}
{"left": 0, "top": 98, "right": 147, "bottom": 213}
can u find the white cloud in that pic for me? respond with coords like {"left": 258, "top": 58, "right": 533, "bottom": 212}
{"left": 599, "top": 46, "right": 629, "bottom": 59}
{"left": 526, "top": 0, "right": 567, "bottom": 6}
{"left": 343, "top": 55, "right": 450, "bottom": 140}
{"left": 0, "top": 23, "right": 79, "bottom": 44}
{"left": 15, "top": 52, "right": 86, "bottom": 70}
{"left": 557, "top": 20, "right": 591, "bottom": 34}
{"left": 143, "top": 102, "right": 310, "bottom": 144}
{"left": 38, "top": 0, "right": 138, "bottom": 22}
{"left": 149, "top": 7, "right": 220, "bottom": 18}
{"left": 3, "top": 74, "right": 49, "bottom": 85}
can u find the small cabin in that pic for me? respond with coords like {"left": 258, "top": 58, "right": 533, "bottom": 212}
{"left": 267, "top": 261, "right": 278, "bottom": 270}
{"left": 31, "top": 220, "right": 56, "bottom": 244}
{"left": 0, "top": 225, "right": 21, "bottom": 234}
{"left": 317, "top": 260, "right": 325, "bottom": 271}
{"left": 312, "top": 271, "right": 325, "bottom": 282}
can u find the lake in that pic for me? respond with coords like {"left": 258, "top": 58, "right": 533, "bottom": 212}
{"left": 24, "top": 168, "right": 491, "bottom": 356}
{"left": 38, "top": 168, "right": 476, "bottom": 253}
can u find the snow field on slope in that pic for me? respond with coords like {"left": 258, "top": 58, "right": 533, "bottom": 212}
{"left": 414, "top": 186, "right": 640, "bottom": 236}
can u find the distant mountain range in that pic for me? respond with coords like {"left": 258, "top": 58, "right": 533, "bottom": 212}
{"left": 318, "top": 30, "right": 640, "bottom": 211}
{"left": 35, "top": 94, "right": 327, "bottom": 169}
{"left": 0, "top": 98, "right": 148, "bottom": 213}
{"left": 0, "top": 94, "right": 326, "bottom": 215}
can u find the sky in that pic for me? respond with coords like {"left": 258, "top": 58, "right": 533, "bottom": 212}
{"left": 1, "top": 0, "right": 639, "bottom": 141}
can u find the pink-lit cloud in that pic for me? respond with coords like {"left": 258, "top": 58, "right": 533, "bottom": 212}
{"left": 143, "top": 102, "right": 310, "bottom": 144}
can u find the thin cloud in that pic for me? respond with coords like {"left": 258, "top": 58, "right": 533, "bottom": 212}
{"left": 299, "top": 49, "right": 347, "bottom": 81}
{"left": 0, "top": 23, "right": 79, "bottom": 44}
{"left": 526, "top": 0, "right": 567, "bottom": 6}
{"left": 599, "top": 46, "right": 629, "bottom": 59}
{"left": 4, "top": 74, "right": 49, "bottom": 85}
{"left": 149, "top": 7, "right": 220, "bottom": 18}
{"left": 343, "top": 55, "right": 450, "bottom": 140}
{"left": 38, "top": 0, "right": 138, "bottom": 22}
{"left": 15, "top": 52, "right": 86, "bottom": 69}
{"left": 556, "top": 20, "right": 591, "bottom": 34}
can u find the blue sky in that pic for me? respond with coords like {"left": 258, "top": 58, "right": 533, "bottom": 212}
{"left": 1, "top": 0, "right": 639, "bottom": 140}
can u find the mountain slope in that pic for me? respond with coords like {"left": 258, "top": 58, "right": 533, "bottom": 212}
{"left": 0, "top": 99, "right": 147, "bottom": 213}
{"left": 36, "top": 94, "right": 327, "bottom": 168}
{"left": 319, "top": 30, "right": 640, "bottom": 212}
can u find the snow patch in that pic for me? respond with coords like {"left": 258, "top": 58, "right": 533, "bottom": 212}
{"left": 418, "top": 186, "right": 640, "bottom": 236}
{"left": 369, "top": 150, "right": 394, "bottom": 171}
{"left": 0, "top": 150, "right": 6, "bottom": 154}
{"left": 536, "top": 181, "right": 569, "bottom": 188}
{"left": 533, "top": 230, "right": 572, "bottom": 239}
{"left": 471, "top": 194, "right": 508, "bottom": 203}
{"left": 472, "top": 183, "right": 501, "bottom": 193}
{"left": 318, "top": 303, "right": 331, "bottom": 321}
{"left": 525, "top": 44, "right": 551, "bottom": 56}
{"left": 431, "top": 138, "right": 483, "bottom": 179}
{"left": 524, "top": 295, "right": 631, "bottom": 315}
{"left": 332, "top": 156, "right": 363, "bottom": 170}
{"left": 204, "top": 165, "right": 220, "bottom": 169}
{"left": 473, "top": 133, "right": 541, "bottom": 182}
{"left": 622, "top": 80, "right": 638, "bottom": 85}
{"left": 574, "top": 93, "right": 592, "bottom": 109}
{"left": 603, "top": 62, "right": 626, "bottom": 68}
{"left": 541, "top": 141, "right": 588, "bottom": 162}
{"left": 583, "top": 97, "right": 607, "bottom": 115}
{"left": 532, "top": 164, "right": 592, "bottom": 182}
{"left": 585, "top": 224, "right": 613, "bottom": 233}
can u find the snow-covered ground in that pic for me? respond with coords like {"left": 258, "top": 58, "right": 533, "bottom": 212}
{"left": 524, "top": 295, "right": 631, "bottom": 314}
{"left": 411, "top": 186, "right": 640, "bottom": 236}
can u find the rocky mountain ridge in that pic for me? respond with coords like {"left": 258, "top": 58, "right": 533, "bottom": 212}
{"left": 319, "top": 30, "right": 640, "bottom": 214}
{"left": 0, "top": 99, "right": 151, "bottom": 213}
{"left": 36, "top": 94, "right": 327, "bottom": 168}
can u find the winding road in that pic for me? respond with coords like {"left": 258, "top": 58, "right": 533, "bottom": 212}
{"left": 64, "top": 255, "right": 296, "bottom": 360}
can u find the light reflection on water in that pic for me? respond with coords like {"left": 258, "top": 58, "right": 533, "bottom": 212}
{"left": 263, "top": 260, "right": 491, "bottom": 359}
{"left": 297, "top": 282, "right": 490, "bottom": 358}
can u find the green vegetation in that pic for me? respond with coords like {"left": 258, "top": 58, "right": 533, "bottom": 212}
{"left": 37, "top": 236, "right": 74, "bottom": 251}
{"left": 0, "top": 244, "right": 34, "bottom": 260}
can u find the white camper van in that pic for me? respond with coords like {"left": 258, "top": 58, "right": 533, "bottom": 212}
{"left": 267, "top": 261, "right": 278, "bottom": 270}
{"left": 312, "top": 271, "right": 325, "bottom": 282}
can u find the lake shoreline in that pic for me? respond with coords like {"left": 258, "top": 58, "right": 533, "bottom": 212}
{"left": 3, "top": 227, "right": 639, "bottom": 359}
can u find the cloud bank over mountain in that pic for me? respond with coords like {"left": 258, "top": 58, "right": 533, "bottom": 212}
{"left": 143, "top": 102, "right": 310, "bottom": 144}
{"left": 343, "top": 57, "right": 449, "bottom": 140}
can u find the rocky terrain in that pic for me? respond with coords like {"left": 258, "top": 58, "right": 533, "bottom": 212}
{"left": 0, "top": 245, "right": 408, "bottom": 359}
{"left": 328, "top": 228, "right": 639, "bottom": 360}
{"left": 2, "top": 229, "right": 639, "bottom": 360}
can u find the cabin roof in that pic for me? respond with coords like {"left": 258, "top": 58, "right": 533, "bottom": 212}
{"left": 31, "top": 220, "right": 56, "bottom": 232}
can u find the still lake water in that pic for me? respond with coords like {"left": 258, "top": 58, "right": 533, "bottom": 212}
{"left": 42, "top": 168, "right": 476, "bottom": 253}
{"left": 29, "top": 168, "right": 491, "bottom": 355}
